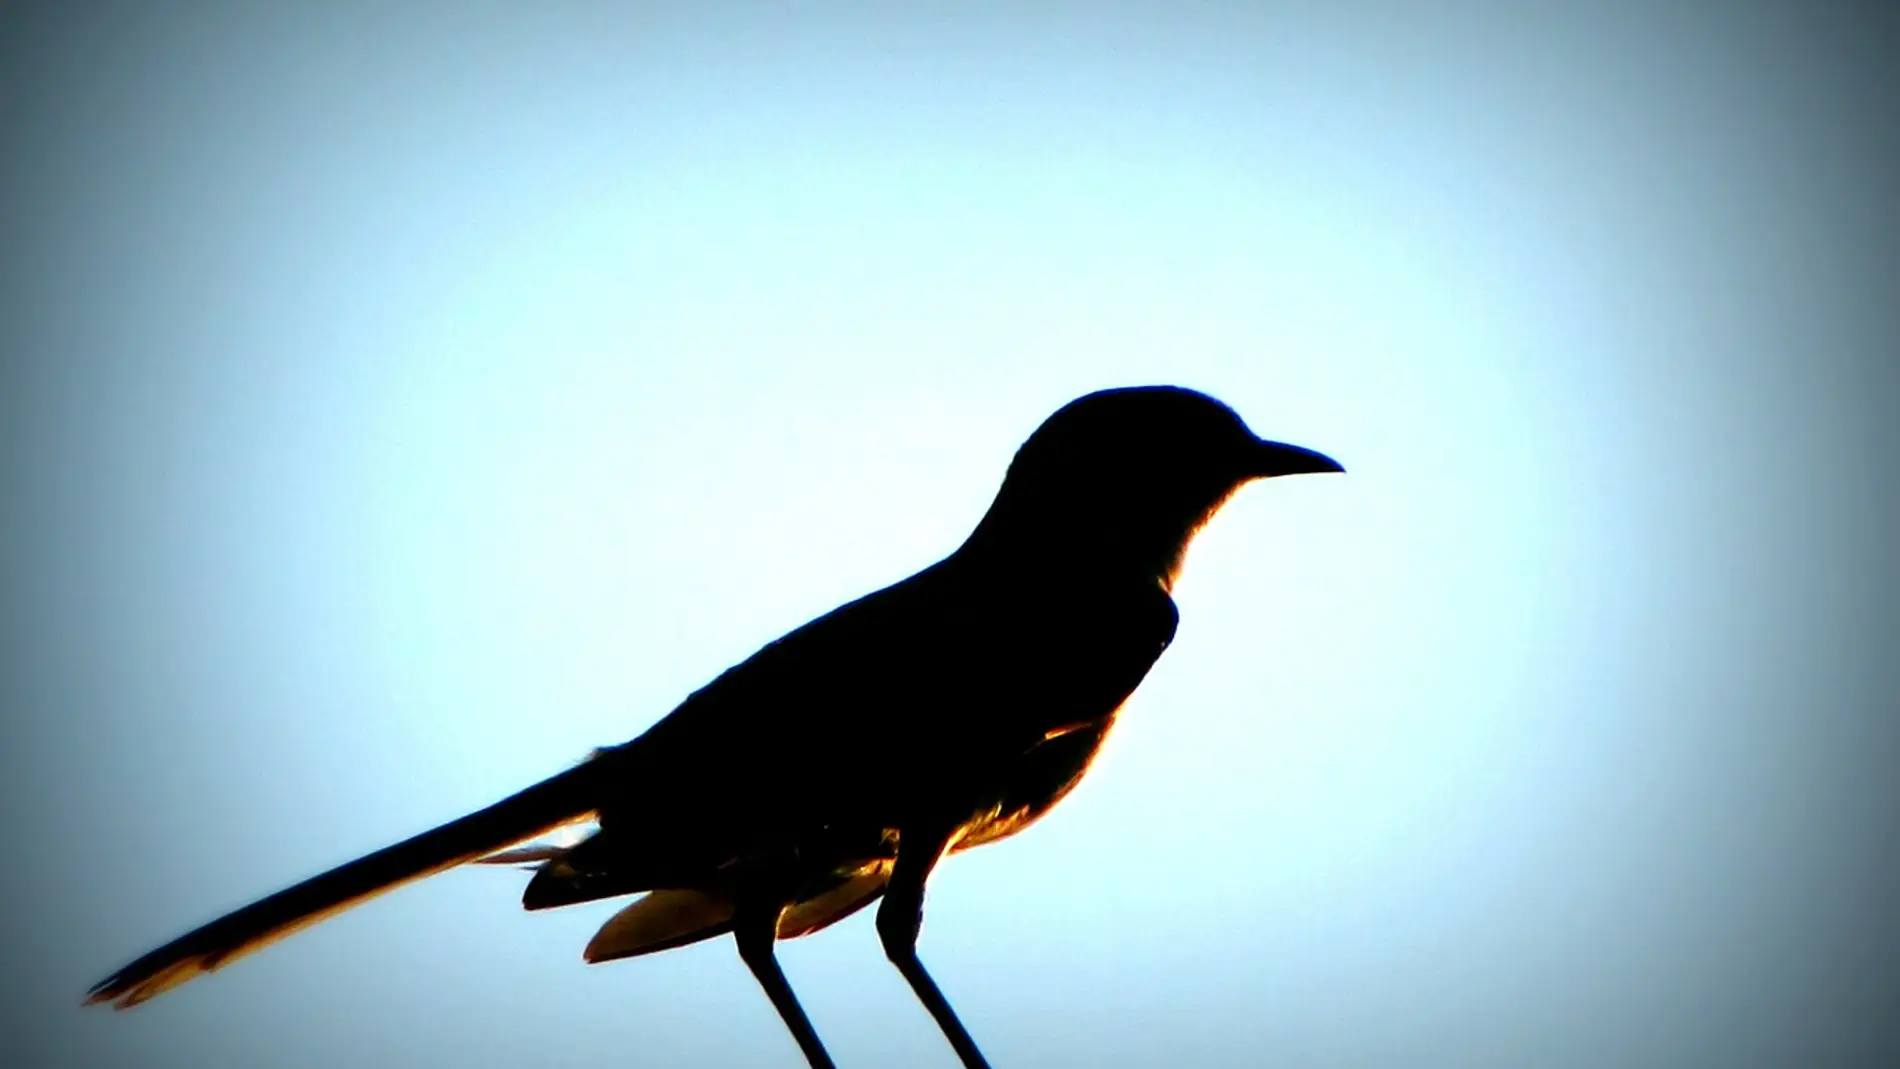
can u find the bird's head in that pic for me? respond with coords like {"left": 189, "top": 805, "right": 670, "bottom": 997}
{"left": 965, "top": 386, "right": 1343, "bottom": 588}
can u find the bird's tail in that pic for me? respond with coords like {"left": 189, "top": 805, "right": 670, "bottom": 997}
{"left": 84, "top": 764, "right": 598, "bottom": 1010}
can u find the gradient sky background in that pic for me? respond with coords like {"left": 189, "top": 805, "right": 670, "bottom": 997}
{"left": 3, "top": 3, "right": 1895, "bottom": 1068}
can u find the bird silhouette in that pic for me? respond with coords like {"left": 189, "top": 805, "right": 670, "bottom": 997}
{"left": 84, "top": 385, "right": 1343, "bottom": 1068}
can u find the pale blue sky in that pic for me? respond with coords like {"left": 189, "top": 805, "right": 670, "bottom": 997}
{"left": 3, "top": 3, "right": 1895, "bottom": 1067}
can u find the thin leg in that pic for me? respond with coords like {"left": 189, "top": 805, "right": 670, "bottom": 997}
{"left": 735, "top": 901, "right": 836, "bottom": 1069}
{"left": 876, "top": 829, "right": 994, "bottom": 1069}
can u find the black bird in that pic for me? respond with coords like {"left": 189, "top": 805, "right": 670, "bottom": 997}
{"left": 85, "top": 385, "right": 1343, "bottom": 1068}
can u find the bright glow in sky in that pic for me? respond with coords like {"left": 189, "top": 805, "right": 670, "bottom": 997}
{"left": 3, "top": 4, "right": 1895, "bottom": 1068}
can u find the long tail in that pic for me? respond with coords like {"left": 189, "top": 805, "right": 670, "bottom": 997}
{"left": 84, "top": 765, "right": 597, "bottom": 1009}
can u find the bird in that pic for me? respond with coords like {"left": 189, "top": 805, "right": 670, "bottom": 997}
{"left": 83, "top": 384, "right": 1343, "bottom": 1068}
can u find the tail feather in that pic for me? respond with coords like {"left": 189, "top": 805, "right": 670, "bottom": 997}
{"left": 775, "top": 864, "right": 889, "bottom": 939}
{"left": 84, "top": 766, "right": 597, "bottom": 1010}
{"left": 472, "top": 843, "right": 573, "bottom": 866}
{"left": 583, "top": 889, "right": 736, "bottom": 964}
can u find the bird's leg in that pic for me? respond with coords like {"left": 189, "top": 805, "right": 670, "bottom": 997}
{"left": 877, "top": 826, "right": 994, "bottom": 1069}
{"left": 734, "top": 898, "right": 836, "bottom": 1069}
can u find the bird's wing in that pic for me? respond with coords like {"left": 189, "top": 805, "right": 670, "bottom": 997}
{"left": 557, "top": 562, "right": 1178, "bottom": 890}
{"left": 565, "top": 563, "right": 962, "bottom": 876}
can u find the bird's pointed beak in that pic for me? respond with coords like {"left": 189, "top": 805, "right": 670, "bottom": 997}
{"left": 1250, "top": 439, "right": 1344, "bottom": 478}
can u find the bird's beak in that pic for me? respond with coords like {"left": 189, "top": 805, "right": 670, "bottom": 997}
{"left": 1250, "top": 439, "right": 1345, "bottom": 478}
